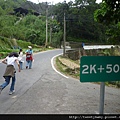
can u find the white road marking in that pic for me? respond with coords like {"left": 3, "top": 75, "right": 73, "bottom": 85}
{"left": 51, "top": 53, "right": 69, "bottom": 79}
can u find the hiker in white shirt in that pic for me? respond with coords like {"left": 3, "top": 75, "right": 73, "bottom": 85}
{"left": 0, "top": 52, "right": 20, "bottom": 95}
{"left": 18, "top": 49, "right": 24, "bottom": 70}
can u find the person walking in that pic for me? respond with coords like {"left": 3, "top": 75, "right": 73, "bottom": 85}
{"left": 0, "top": 52, "right": 20, "bottom": 95}
{"left": 18, "top": 49, "right": 24, "bottom": 70}
{"left": 25, "top": 46, "right": 33, "bottom": 69}
{"left": 82, "top": 42, "right": 85, "bottom": 49}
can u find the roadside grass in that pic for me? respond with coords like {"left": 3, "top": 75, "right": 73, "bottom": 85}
{"left": 55, "top": 55, "right": 120, "bottom": 88}
{"left": 55, "top": 55, "right": 80, "bottom": 79}
{"left": 94, "top": 81, "right": 120, "bottom": 88}
{"left": 0, "top": 49, "right": 19, "bottom": 59}
{"left": 55, "top": 56, "right": 69, "bottom": 76}
{"left": 0, "top": 36, "right": 54, "bottom": 59}
{"left": 0, "top": 47, "right": 54, "bottom": 59}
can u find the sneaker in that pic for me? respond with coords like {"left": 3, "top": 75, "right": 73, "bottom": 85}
{"left": 0, "top": 86, "right": 2, "bottom": 94}
{"left": 9, "top": 90, "right": 15, "bottom": 95}
{"left": 26, "top": 66, "right": 28, "bottom": 69}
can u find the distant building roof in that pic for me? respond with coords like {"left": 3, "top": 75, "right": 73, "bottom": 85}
{"left": 12, "top": 7, "right": 40, "bottom": 16}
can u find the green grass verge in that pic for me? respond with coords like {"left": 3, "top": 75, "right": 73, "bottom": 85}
{"left": 56, "top": 56, "right": 80, "bottom": 79}
{"left": 56, "top": 56, "right": 120, "bottom": 88}
{"left": 0, "top": 36, "right": 54, "bottom": 59}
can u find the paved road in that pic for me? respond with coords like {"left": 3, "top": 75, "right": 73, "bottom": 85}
{"left": 0, "top": 49, "right": 120, "bottom": 114}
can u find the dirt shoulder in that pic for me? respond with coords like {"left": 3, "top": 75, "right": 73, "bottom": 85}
{"left": 54, "top": 55, "right": 120, "bottom": 88}
{"left": 54, "top": 55, "right": 80, "bottom": 80}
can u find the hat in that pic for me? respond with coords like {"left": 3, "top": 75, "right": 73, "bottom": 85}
{"left": 28, "top": 46, "right": 32, "bottom": 49}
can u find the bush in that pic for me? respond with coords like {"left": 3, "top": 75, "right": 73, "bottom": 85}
{"left": 0, "top": 36, "right": 41, "bottom": 59}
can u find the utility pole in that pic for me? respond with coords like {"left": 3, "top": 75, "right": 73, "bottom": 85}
{"left": 50, "top": 26, "right": 52, "bottom": 43}
{"left": 63, "top": 12, "right": 66, "bottom": 56}
{"left": 45, "top": 2, "right": 48, "bottom": 48}
{"left": 49, "top": 2, "right": 53, "bottom": 44}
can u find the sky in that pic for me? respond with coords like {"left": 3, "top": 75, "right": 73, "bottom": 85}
{"left": 28, "top": 0, "right": 102, "bottom": 4}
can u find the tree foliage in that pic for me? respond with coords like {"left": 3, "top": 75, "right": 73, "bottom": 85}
{"left": 94, "top": 0, "right": 120, "bottom": 24}
{"left": 0, "top": 0, "right": 114, "bottom": 47}
{"left": 52, "top": 0, "right": 107, "bottom": 43}
{"left": 0, "top": 0, "right": 62, "bottom": 47}
{"left": 94, "top": 0, "right": 120, "bottom": 44}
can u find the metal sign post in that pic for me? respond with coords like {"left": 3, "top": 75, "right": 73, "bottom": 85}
{"left": 80, "top": 56, "right": 120, "bottom": 114}
{"left": 99, "top": 82, "right": 105, "bottom": 114}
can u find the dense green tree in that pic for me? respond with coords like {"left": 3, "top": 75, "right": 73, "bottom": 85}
{"left": 52, "top": 0, "right": 107, "bottom": 43}
{"left": 0, "top": 6, "right": 5, "bottom": 15}
{"left": 94, "top": 0, "right": 120, "bottom": 44}
{"left": 0, "top": 15, "right": 16, "bottom": 38}
{"left": 0, "top": 0, "right": 111, "bottom": 47}
{"left": 94, "top": 0, "right": 120, "bottom": 25}
{"left": 0, "top": 0, "right": 62, "bottom": 46}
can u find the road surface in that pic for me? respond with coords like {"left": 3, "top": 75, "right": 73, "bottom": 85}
{"left": 0, "top": 49, "right": 120, "bottom": 114}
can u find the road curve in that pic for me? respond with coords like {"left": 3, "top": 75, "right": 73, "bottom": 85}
{"left": 0, "top": 49, "right": 120, "bottom": 114}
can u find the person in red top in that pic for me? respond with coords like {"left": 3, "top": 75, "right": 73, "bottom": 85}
{"left": 25, "top": 46, "right": 33, "bottom": 69}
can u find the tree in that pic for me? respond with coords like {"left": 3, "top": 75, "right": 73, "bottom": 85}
{"left": 0, "top": 0, "right": 109, "bottom": 47}
{"left": 94, "top": 0, "right": 120, "bottom": 25}
{"left": 94, "top": 0, "right": 120, "bottom": 44}
{"left": 52, "top": 0, "right": 106, "bottom": 43}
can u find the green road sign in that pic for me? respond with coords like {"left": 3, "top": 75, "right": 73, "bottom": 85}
{"left": 80, "top": 56, "right": 120, "bottom": 82}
